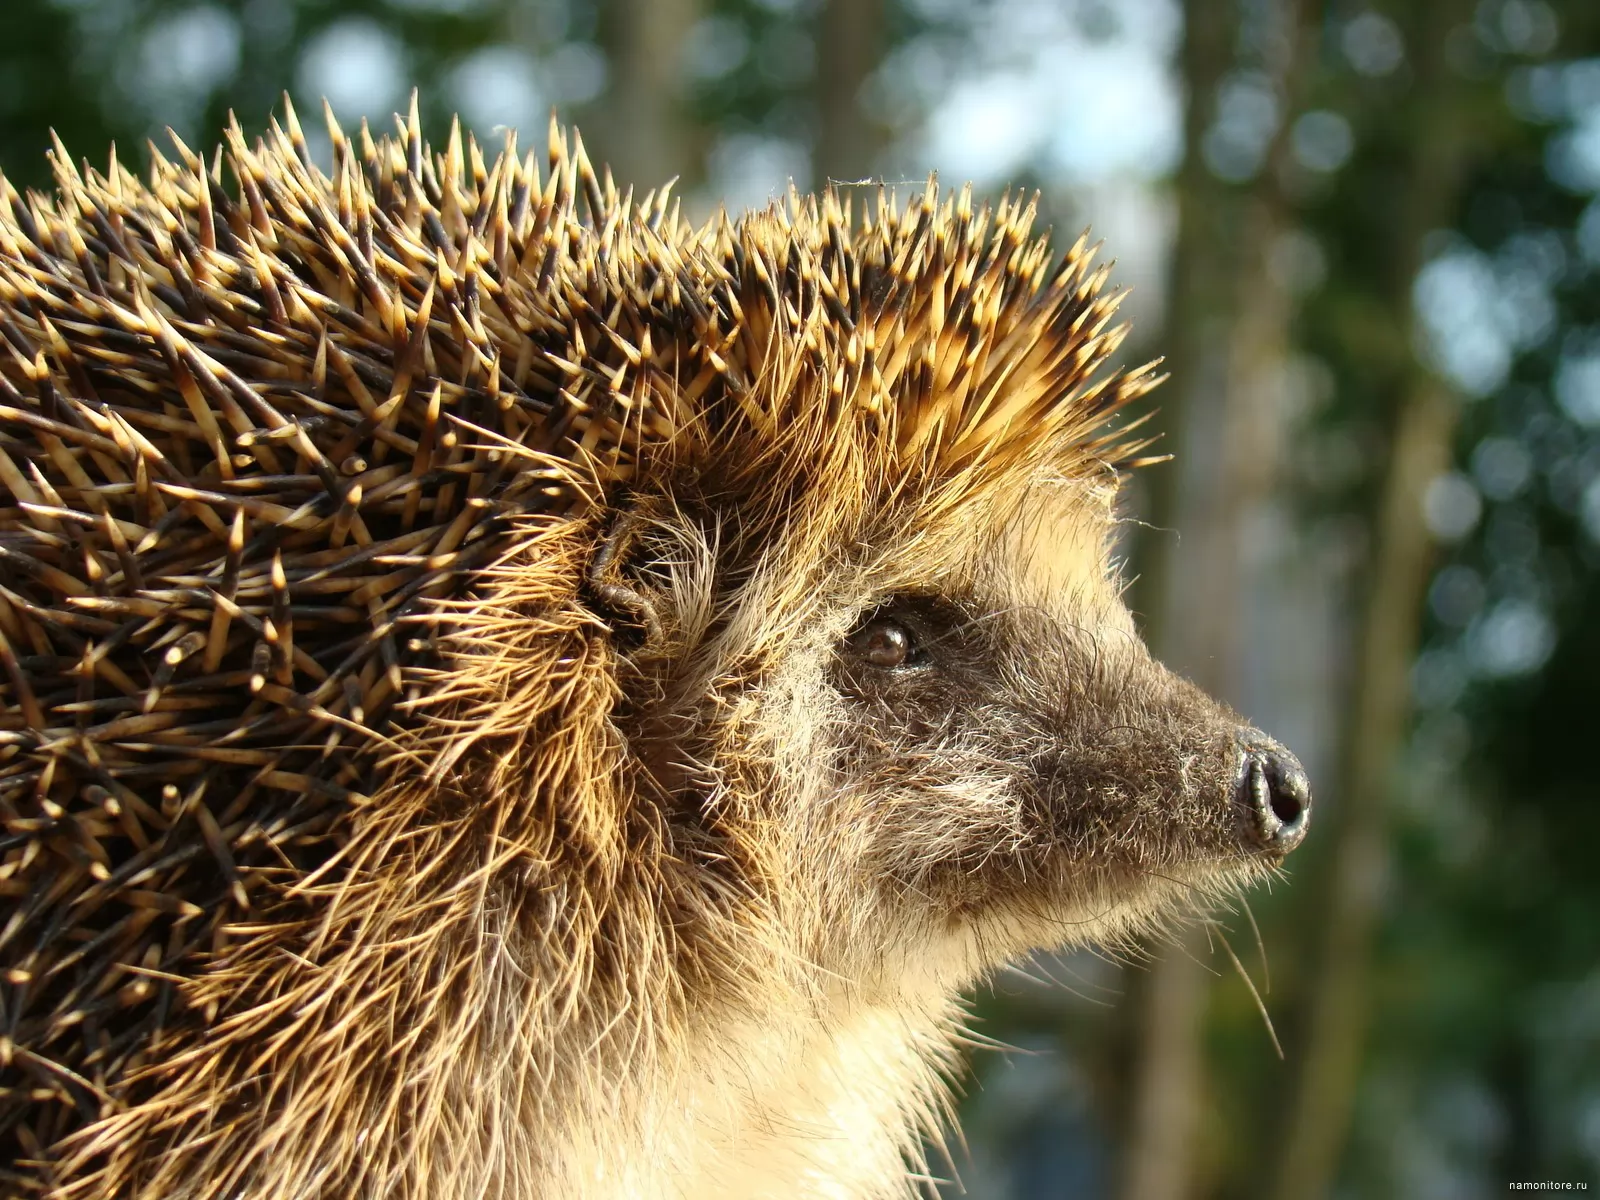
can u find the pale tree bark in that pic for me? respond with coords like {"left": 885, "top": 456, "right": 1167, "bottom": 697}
{"left": 1118, "top": 2, "right": 1314, "bottom": 1197}
{"left": 1118, "top": 929, "right": 1213, "bottom": 1200}
{"left": 1266, "top": 382, "right": 1459, "bottom": 1200}
{"left": 815, "top": 0, "right": 884, "bottom": 185}
{"left": 1267, "top": 0, "right": 1477, "bottom": 1192}
{"left": 599, "top": 0, "right": 701, "bottom": 190}
{"left": 1114, "top": 0, "right": 1240, "bottom": 1186}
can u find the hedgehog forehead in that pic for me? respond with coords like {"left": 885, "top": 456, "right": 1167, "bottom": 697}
{"left": 735, "top": 470, "right": 1123, "bottom": 632}
{"left": 930, "top": 475, "right": 1124, "bottom": 610}
{"left": 998, "top": 480, "right": 1130, "bottom": 626}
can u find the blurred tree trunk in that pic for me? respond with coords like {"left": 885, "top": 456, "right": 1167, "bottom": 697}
{"left": 1266, "top": 1, "right": 1477, "bottom": 1193}
{"left": 815, "top": 0, "right": 884, "bottom": 184}
{"left": 1117, "top": 930, "right": 1212, "bottom": 1200}
{"left": 1266, "top": 381, "right": 1457, "bottom": 1200}
{"left": 1115, "top": 0, "right": 1243, "bottom": 1192}
{"left": 599, "top": 0, "right": 701, "bottom": 189}
{"left": 1119, "top": 1, "right": 1314, "bottom": 1197}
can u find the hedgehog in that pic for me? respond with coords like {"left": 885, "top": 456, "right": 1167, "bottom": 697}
{"left": 0, "top": 95, "right": 1311, "bottom": 1198}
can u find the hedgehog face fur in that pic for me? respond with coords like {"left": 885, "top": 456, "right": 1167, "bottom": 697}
{"left": 633, "top": 473, "right": 1266, "bottom": 975}
{"left": 0, "top": 99, "right": 1309, "bottom": 1199}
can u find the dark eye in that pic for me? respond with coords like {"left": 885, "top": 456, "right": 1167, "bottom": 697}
{"left": 846, "top": 615, "right": 921, "bottom": 669}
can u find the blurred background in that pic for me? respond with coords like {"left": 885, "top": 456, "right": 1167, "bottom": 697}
{"left": 2, "top": 0, "right": 1597, "bottom": 1195}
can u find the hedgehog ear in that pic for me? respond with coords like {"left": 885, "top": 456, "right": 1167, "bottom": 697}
{"left": 585, "top": 507, "right": 664, "bottom": 651}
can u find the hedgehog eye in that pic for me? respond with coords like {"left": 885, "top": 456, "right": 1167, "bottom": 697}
{"left": 845, "top": 615, "right": 922, "bottom": 669}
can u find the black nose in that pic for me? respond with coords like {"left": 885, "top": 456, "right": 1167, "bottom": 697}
{"left": 1236, "top": 739, "right": 1312, "bottom": 853}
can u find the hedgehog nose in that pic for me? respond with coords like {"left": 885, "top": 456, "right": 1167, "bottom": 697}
{"left": 1236, "top": 735, "right": 1311, "bottom": 854}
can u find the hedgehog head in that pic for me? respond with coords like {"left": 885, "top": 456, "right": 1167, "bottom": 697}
{"left": 409, "top": 141, "right": 1309, "bottom": 990}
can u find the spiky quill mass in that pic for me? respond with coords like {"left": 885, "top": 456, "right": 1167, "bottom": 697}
{"left": 0, "top": 94, "right": 1167, "bottom": 1196}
